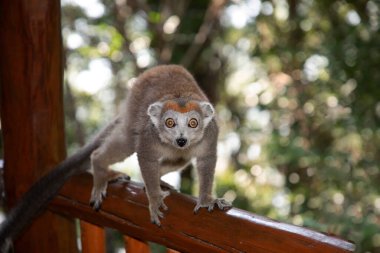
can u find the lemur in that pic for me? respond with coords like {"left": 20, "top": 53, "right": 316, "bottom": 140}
{"left": 0, "top": 65, "right": 231, "bottom": 250}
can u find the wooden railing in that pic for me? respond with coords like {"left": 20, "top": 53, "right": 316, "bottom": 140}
{"left": 48, "top": 173, "right": 355, "bottom": 253}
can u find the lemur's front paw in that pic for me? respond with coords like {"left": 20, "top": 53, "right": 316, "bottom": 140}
{"left": 90, "top": 185, "right": 107, "bottom": 211}
{"left": 90, "top": 172, "right": 130, "bottom": 210}
{"left": 149, "top": 190, "right": 170, "bottom": 226}
{"left": 193, "top": 198, "right": 232, "bottom": 214}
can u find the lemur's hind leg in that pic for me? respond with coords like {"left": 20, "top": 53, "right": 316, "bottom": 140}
{"left": 90, "top": 128, "right": 134, "bottom": 210}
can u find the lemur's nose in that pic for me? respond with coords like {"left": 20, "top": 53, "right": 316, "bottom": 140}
{"left": 176, "top": 138, "right": 187, "bottom": 147}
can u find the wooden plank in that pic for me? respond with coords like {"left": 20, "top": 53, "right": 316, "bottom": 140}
{"left": 80, "top": 221, "right": 106, "bottom": 253}
{"left": 124, "top": 236, "right": 150, "bottom": 253}
{"left": 0, "top": 0, "right": 78, "bottom": 252}
{"left": 50, "top": 173, "right": 355, "bottom": 253}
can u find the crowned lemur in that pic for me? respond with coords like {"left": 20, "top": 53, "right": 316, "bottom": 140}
{"left": 0, "top": 65, "right": 231, "bottom": 250}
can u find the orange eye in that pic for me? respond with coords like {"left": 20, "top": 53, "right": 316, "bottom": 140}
{"left": 188, "top": 118, "right": 198, "bottom": 128}
{"left": 165, "top": 118, "right": 176, "bottom": 128}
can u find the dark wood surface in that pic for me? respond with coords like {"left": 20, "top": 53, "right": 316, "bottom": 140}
{"left": 0, "top": 0, "right": 77, "bottom": 251}
{"left": 51, "top": 173, "right": 355, "bottom": 253}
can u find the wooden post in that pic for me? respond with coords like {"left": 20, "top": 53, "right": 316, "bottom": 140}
{"left": 124, "top": 236, "right": 150, "bottom": 253}
{"left": 0, "top": 0, "right": 78, "bottom": 252}
{"left": 80, "top": 221, "right": 106, "bottom": 253}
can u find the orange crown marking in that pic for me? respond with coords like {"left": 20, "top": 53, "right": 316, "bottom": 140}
{"left": 164, "top": 101, "right": 200, "bottom": 113}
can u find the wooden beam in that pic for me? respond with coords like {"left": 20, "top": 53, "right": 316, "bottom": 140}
{"left": 0, "top": 0, "right": 78, "bottom": 252}
{"left": 50, "top": 173, "right": 355, "bottom": 253}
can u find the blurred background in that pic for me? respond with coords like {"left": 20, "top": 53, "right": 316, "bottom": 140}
{"left": 59, "top": 0, "right": 380, "bottom": 252}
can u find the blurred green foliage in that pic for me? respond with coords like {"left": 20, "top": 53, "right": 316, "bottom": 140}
{"left": 61, "top": 0, "right": 380, "bottom": 252}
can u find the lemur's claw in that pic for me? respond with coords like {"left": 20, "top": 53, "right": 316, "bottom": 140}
{"left": 150, "top": 209, "right": 164, "bottom": 227}
{"left": 151, "top": 218, "right": 161, "bottom": 227}
{"left": 90, "top": 200, "right": 102, "bottom": 211}
{"left": 90, "top": 185, "right": 107, "bottom": 211}
{"left": 194, "top": 198, "right": 232, "bottom": 214}
{"left": 148, "top": 190, "right": 170, "bottom": 227}
{"left": 215, "top": 198, "right": 232, "bottom": 210}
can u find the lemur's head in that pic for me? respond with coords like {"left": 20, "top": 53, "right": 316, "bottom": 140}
{"left": 147, "top": 99, "right": 215, "bottom": 149}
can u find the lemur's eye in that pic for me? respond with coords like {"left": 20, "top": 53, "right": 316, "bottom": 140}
{"left": 188, "top": 118, "right": 198, "bottom": 128}
{"left": 165, "top": 118, "right": 176, "bottom": 128}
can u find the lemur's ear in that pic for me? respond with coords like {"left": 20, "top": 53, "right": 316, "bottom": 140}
{"left": 147, "top": 102, "right": 163, "bottom": 128}
{"left": 199, "top": 102, "right": 215, "bottom": 127}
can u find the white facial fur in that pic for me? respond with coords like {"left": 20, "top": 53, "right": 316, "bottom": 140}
{"left": 147, "top": 101, "right": 215, "bottom": 149}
